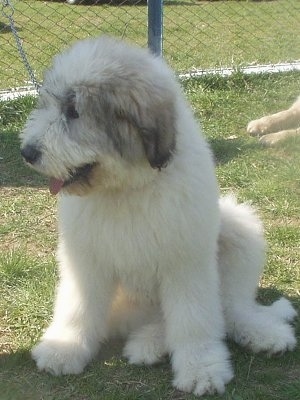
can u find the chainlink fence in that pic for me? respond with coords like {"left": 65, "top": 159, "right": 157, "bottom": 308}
{"left": 1, "top": 0, "right": 300, "bottom": 91}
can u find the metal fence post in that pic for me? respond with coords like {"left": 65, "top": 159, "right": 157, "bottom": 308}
{"left": 147, "top": 0, "right": 163, "bottom": 56}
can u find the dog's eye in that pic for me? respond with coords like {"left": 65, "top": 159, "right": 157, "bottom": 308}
{"left": 65, "top": 104, "right": 79, "bottom": 120}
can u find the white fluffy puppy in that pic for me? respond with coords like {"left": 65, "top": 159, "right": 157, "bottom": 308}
{"left": 21, "top": 36, "right": 297, "bottom": 397}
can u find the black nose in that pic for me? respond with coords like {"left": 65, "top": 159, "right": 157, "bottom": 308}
{"left": 21, "top": 145, "right": 41, "bottom": 164}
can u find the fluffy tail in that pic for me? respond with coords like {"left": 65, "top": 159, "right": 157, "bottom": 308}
{"left": 218, "top": 195, "right": 297, "bottom": 354}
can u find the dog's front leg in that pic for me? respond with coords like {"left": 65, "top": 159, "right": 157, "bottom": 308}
{"left": 32, "top": 245, "right": 114, "bottom": 376}
{"left": 160, "top": 261, "right": 233, "bottom": 396}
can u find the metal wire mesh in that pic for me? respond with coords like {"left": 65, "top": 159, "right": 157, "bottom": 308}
{"left": 164, "top": 0, "right": 300, "bottom": 72}
{"left": 1, "top": 0, "right": 299, "bottom": 90}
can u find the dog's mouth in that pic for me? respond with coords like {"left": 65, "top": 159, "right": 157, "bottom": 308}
{"left": 49, "top": 163, "right": 97, "bottom": 195}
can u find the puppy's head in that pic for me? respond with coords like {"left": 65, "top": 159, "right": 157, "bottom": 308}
{"left": 20, "top": 36, "right": 178, "bottom": 195}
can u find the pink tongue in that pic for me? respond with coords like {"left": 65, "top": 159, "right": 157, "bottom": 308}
{"left": 49, "top": 178, "right": 64, "bottom": 195}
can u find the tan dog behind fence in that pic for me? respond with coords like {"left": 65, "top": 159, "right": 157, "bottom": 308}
{"left": 247, "top": 96, "right": 300, "bottom": 145}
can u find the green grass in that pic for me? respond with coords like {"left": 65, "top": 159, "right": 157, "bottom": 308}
{"left": 0, "top": 71, "right": 300, "bottom": 399}
{"left": 1, "top": 0, "right": 300, "bottom": 89}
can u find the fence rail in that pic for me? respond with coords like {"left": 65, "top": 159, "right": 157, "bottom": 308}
{"left": 1, "top": 0, "right": 300, "bottom": 91}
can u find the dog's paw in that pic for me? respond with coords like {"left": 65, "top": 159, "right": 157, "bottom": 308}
{"left": 249, "top": 323, "right": 296, "bottom": 355}
{"left": 247, "top": 117, "right": 272, "bottom": 137}
{"left": 233, "top": 319, "right": 296, "bottom": 355}
{"left": 32, "top": 338, "right": 93, "bottom": 375}
{"left": 171, "top": 343, "right": 233, "bottom": 396}
{"left": 123, "top": 323, "right": 166, "bottom": 365}
{"left": 269, "top": 297, "right": 298, "bottom": 323}
{"left": 259, "top": 132, "right": 282, "bottom": 146}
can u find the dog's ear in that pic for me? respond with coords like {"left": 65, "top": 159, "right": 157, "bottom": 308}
{"left": 62, "top": 89, "right": 79, "bottom": 120}
{"left": 77, "top": 85, "right": 176, "bottom": 169}
{"left": 111, "top": 91, "right": 177, "bottom": 169}
{"left": 136, "top": 101, "right": 176, "bottom": 169}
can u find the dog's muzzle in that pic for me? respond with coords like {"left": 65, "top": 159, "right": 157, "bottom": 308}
{"left": 21, "top": 145, "right": 41, "bottom": 165}
{"left": 21, "top": 144, "right": 97, "bottom": 195}
{"left": 49, "top": 163, "right": 97, "bottom": 195}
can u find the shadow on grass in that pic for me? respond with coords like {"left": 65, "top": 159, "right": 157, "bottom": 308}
{"left": 0, "top": 341, "right": 171, "bottom": 400}
{"left": 0, "top": 290, "right": 298, "bottom": 400}
{"left": 0, "top": 22, "right": 23, "bottom": 34}
{"left": 209, "top": 136, "right": 261, "bottom": 165}
{"left": 257, "top": 287, "right": 300, "bottom": 313}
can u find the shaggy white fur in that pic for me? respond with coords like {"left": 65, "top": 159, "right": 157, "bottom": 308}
{"left": 21, "top": 36, "right": 297, "bottom": 397}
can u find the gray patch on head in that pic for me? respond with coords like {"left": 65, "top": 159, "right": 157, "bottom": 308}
{"left": 137, "top": 101, "right": 176, "bottom": 169}
{"left": 61, "top": 89, "right": 79, "bottom": 120}
{"left": 72, "top": 81, "right": 177, "bottom": 169}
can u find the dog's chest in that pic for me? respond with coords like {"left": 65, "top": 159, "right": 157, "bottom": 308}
{"left": 59, "top": 194, "right": 168, "bottom": 276}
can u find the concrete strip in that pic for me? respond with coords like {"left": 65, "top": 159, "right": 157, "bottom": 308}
{"left": 1, "top": 61, "right": 300, "bottom": 101}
